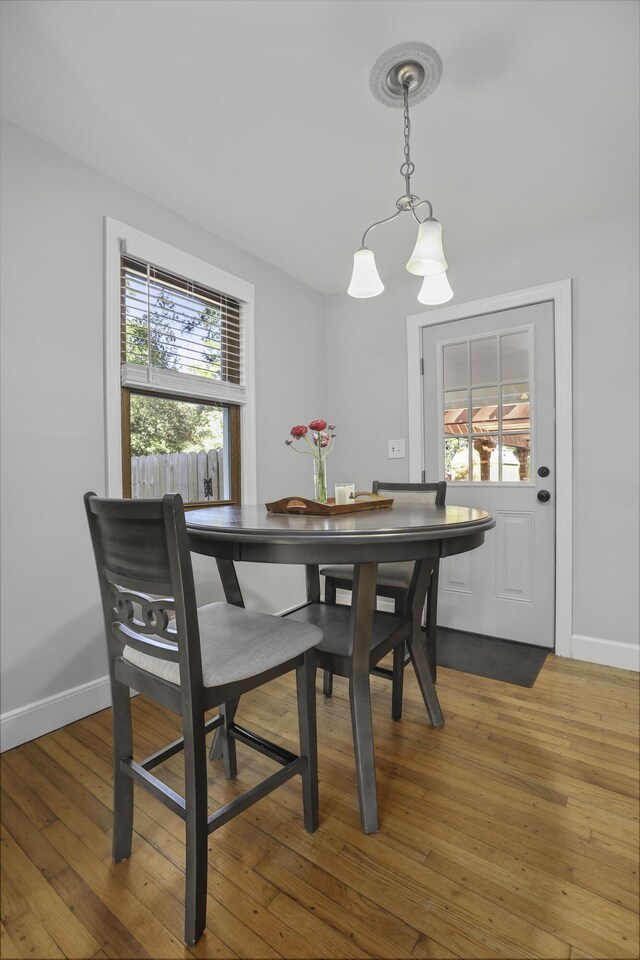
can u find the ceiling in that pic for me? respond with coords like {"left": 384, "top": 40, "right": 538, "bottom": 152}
{"left": 1, "top": 0, "right": 638, "bottom": 294}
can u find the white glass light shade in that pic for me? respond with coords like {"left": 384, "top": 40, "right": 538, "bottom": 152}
{"left": 406, "top": 218, "right": 447, "bottom": 276}
{"left": 417, "top": 271, "right": 454, "bottom": 305}
{"left": 347, "top": 248, "right": 384, "bottom": 298}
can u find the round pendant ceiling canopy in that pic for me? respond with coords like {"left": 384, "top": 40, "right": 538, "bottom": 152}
{"left": 369, "top": 42, "right": 443, "bottom": 108}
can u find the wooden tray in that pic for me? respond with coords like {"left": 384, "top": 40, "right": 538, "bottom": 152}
{"left": 265, "top": 493, "right": 394, "bottom": 516}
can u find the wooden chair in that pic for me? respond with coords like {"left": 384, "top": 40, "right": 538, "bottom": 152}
{"left": 85, "top": 492, "right": 321, "bottom": 945}
{"left": 320, "top": 480, "right": 446, "bottom": 719}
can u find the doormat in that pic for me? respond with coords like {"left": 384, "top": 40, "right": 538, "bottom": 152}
{"left": 436, "top": 627, "right": 549, "bottom": 687}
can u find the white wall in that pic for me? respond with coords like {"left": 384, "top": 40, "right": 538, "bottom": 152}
{"left": 326, "top": 206, "right": 639, "bottom": 667}
{"left": 0, "top": 121, "right": 328, "bottom": 748}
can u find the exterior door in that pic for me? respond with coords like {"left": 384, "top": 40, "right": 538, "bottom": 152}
{"left": 422, "top": 301, "right": 555, "bottom": 647}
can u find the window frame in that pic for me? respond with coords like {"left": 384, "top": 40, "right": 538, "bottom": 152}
{"left": 105, "top": 218, "right": 256, "bottom": 504}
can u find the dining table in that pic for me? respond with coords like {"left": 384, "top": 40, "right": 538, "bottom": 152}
{"left": 186, "top": 501, "right": 495, "bottom": 833}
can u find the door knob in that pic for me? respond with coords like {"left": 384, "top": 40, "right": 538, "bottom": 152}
{"left": 537, "top": 490, "right": 551, "bottom": 503}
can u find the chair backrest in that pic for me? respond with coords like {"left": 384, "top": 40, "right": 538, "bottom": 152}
{"left": 372, "top": 480, "right": 447, "bottom": 507}
{"left": 84, "top": 492, "right": 203, "bottom": 687}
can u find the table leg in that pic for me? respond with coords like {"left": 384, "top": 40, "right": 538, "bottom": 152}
{"left": 348, "top": 562, "right": 379, "bottom": 833}
{"left": 210, "top": 560, "right": 244, "bottom": 761}
{"left": 407, "top": 559, "right": 444, "bottom": 728}
{"left": 305, "top": 565, "right": 320, "bottom": 603}
{"left": 308, "top": 564, "right": 334, "bottom": 695}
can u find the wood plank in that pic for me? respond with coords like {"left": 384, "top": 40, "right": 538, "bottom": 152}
{"left": 51, "top": 867, "right": 153, "bottom": 960}
{"left": 4, "top": 911, "right": 65, "bottom": 959}
{"left": 0, "top": 865, "right": 29, "bottom": 926}
{"left": 0, "top": 922, "right": 23, "bottom": 960}
{"left": 1, "top": 756, "right": 58, "bottom": 830}
{"left": 255, "top": 842, "right": 421, "bottom": 958}
{"left": 0, "top": 790, "right": 67, "bottom": 882}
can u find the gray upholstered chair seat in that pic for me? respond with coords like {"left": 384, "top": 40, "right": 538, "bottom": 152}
{"left": 320, "top": 561, "right": 414, "bottom": 591}
{"left": 123, "top": 601, "right": 321, "bottom": 688}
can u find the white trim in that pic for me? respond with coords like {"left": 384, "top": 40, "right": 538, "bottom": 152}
{"left": 104, "top": 217, "right": 257, "bottom": 503}
{"left": 1, "top": 676, "right": 113, "bottom": 752}
{"left": 121, "top": 363, "right": 248, "bottom": 404}
{"left": 571, "top": 635, "right": 640, "bottom": 672}
{"left": 407, "top": 280, "right": 573, "bottom": 659}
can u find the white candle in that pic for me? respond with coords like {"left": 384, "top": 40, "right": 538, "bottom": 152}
{"left": 335, "top": 483, "right": 355, "bottom": 504}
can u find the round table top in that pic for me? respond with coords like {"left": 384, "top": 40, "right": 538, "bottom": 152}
{"left": 186, "top": 502, "right": 494, "bottom": 547}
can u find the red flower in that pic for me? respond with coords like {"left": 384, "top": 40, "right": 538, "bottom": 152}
{"left": 308, "top": 419, "right": 327, "bottom": 431}
{"left": 290, "top": 424, "right": 308, "bottom": 438}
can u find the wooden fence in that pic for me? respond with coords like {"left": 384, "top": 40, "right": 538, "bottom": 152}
{"left": 131, "top": 448, "right": 224, "bottom": 502}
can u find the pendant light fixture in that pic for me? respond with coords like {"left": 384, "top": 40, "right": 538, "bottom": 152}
{"left": 347, "top": 42, "right": 453, "bottom": 304}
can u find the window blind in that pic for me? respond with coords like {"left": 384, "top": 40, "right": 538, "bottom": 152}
{"left": 120, "top": 255, "right": 245, "bottom": 403}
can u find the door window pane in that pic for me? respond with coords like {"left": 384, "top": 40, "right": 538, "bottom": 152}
{"left": 471, "top": 338, "right": 498, "bottom": 385}
{"left": 444, "top": 390, "right": 469, "bottom": 434}
{"left": 502, "top": 435, "right": 531, "bottom": 482}
{"left": 502, "top": 382, "right": 531, "bottom": 431}
{"left": 443, "top": 342, "right": 468, "bottom": 389}
{"left": 501, "top": 332, "right": 529, "bottom": 381}
{"left": 471, "top": 435, "right": 498, "bottom": 481}
{"left": 502, "top": 381, "right": 529, "bottom": 404}
{"left": 471, "top": 386, "right": 500, "bottom": 433}
{"left": 445, "top": 437, "right": 469, "bottom": 481}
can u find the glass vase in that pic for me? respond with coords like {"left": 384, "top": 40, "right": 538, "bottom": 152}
{"left": 313, "top": 457, "right": 328, "bottom": 503}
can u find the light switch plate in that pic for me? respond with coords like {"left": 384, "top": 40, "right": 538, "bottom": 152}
{"left": 388, "top": 439, "right": 406, "bottom": 459}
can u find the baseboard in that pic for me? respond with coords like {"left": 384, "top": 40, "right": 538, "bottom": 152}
{"left": 0, "top": 675, "right": 114, "bottom": 753}
{"left": 571, "top": 634, "right": 640, "bottom": 672}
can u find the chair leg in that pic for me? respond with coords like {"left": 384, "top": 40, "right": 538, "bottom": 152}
{"left": 209, "top": 699, "right": 237, "bottom": 763}
{"left": 389, "top": 592, "right": 409, "bottom": 722}
{"left": 391, "top": 644, "right": 405, "bottom": 721}
{"left": 182, "top": 706, "right": 209, "bottom": 946}
{"left": 425, "top": 630, "right": 437, "bottom": 684}
{"left": 322, "top": 577, "right": 336, "bottom": 696}
{"left": 220, "top": 698, "right": 239, "bottom": 780}
{"left": 110, "top": 678, "right": 134, "bottom": 863}
{"left": 324, "top": 576, "right": 337, "bottom": 604}
{"left": 407, "top": 630, "right": 444, "bottom": 728}
{"left": 296, "top": 655, "right": 319, "bottom": 832}
{"left": 348, "top": 669, "right": 379, "bottom": 833}
{"left": 208, "top": 727, "right": 223, "bottom": 761}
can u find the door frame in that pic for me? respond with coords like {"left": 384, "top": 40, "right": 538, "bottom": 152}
{"left": 407, "top": 280, "right": 572, "bottom": 657}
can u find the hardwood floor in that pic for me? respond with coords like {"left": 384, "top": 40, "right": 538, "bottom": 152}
{"left": 1, "top": 654, "right": 638, "bottom": 959}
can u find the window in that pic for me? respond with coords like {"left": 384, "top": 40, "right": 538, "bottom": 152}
{"left": 105, "top": 220, "right": 256, "bottom": 504}
{"left": 442, "top": 331, "right": 532, "bottom": 482}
